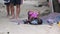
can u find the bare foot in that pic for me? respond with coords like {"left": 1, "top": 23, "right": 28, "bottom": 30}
{"left": 15, "top": 16, "right": 20, "bottom": 20}
{"left": 9, "top": 15, "right": 15, "bottom": 19}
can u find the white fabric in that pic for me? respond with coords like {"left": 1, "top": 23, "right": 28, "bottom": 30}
{"left": 4, "top": 0, "right": 10, "bottom": 3}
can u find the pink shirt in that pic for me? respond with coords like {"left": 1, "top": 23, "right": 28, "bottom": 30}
{"left": 29, "top": 11, "right": 39, "bottom": 18}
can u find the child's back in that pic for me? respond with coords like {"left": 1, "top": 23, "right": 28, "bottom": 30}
{"left": 28, "top": 10, "right": 39, "bottom": 18}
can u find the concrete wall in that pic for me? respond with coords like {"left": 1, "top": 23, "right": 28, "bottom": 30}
{"left": 23, "top": 0, "right": 47, "bottom": 5}
{"left": 24, "top": 0, "right": 46, "bottom": 1}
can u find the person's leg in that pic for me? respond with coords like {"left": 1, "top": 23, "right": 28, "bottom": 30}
{"left": 10, "top": 4, "right": 15, "bottom": 18}
{"left": 6, "top": 5, "right": 10, "bottom": 16}
{"left": 15, "top": 0, "right": 21, "bottom": 19}
{"left": 15, "top": 4, "right": 20, "bottom": 19}
{"left": 9, "top": 0, "right": 15, "bottom": 18}
{"left": 4, "top": 0, "right": 11, "bottom": 16}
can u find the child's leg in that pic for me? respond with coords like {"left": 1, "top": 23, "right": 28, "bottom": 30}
{"left": 4, "top": 0, "right": 11, "bottom": 16}
{"left": 6, "top": 5, "right": 10, "bottom": 16}
{"left": 15, "top": 4, "right": 20, "bottom": 19}
{"left": 15, "top": 0, "right": 21, "bottom": 19}
{"left": 10, "top": 4, "right": 15, "bottom": 18}
{"left": 38, "top": 19, "right": 42, "bottom": 24}
{"left": 9, "top": 0, "right": 15, "bottom": 19}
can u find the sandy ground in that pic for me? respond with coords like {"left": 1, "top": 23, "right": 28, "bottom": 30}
{"left": 0, "top": 4, "right": 60, "bottom": 34}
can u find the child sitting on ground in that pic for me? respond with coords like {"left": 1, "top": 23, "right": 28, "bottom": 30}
{"left": 24, "top": 10, "right": 42, "bottom": 25}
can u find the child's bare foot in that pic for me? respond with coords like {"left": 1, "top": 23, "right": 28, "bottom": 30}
{"left": 15, "top": 17, "right": 20, "bottom": 20}
{"left": 9, "top": 15, "right": 15, "bottom": 19}
{"left": 15, "top": 16, "right": 20, "bottom": 20}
